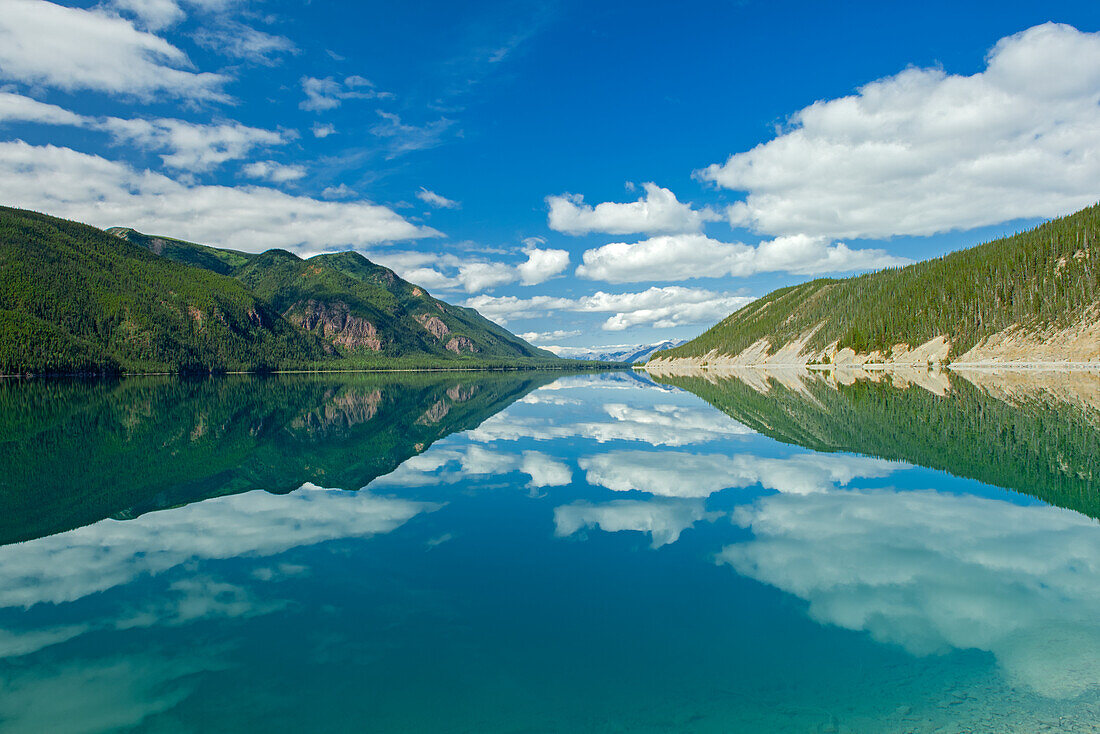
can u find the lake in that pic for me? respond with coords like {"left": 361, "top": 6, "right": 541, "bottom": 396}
{"left": 0, "top": 368, "right": 1098, "bottom": 733}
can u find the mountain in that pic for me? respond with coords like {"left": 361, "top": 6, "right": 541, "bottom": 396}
{"left": 0, "top": 206, "right": 563, "bottom": 373}
{"left": 111, "top": 226, "right": 556, "bottom": 363}
{"left": 651, "top": 204, "right": 1100, "bottom": 367}
{"left": 0, "top": 206, "right": 327, "bottom": 373}
{"left": 548, "top": 340, "right": 686, "bottom": 363}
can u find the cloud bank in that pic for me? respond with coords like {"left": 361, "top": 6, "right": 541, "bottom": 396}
{"left": 700, "top": 23, "right": 1100, "bottom": 239}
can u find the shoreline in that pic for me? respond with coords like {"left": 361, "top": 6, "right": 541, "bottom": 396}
{"left": 640, "top": 360, "right": 1100, "bottom": 373}
{"left": 1, "top": 364, "right": 630, "bottom": 379}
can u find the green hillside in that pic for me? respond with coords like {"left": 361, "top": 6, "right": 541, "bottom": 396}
{"left": 656, "top": 204, "right": 1100, "bottom": 362}
{"left": 112, "top": 224, "right": 557, "bottom": 363}
{"left": 0, "top": 207, "right": 326, "bottom": 373}
{"left": 0, "top": 207, "right": 574, "bottom": 373}
{"left": 105, "top": 227, "right": 255, "bottom": 275}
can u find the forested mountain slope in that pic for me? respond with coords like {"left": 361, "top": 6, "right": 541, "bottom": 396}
{"left": 113, "top": 226, "right": 555, "bottom": 362}
{"left": 0, "top": 207, "right": 325, "bottom": 373}
{"left": 653, "top": 204, "right": 1100, "bottom": 366}
{"left": 0, "top": 207, "right": 563, "bottom": 373}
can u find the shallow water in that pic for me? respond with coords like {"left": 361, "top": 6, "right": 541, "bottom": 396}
{"left": 1, "top": 369, "right": 1098, "bottom": 733}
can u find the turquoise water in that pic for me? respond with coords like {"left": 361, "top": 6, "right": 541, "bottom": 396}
{"left": 1, "top": 370, "right": 1098, "bottom": 732}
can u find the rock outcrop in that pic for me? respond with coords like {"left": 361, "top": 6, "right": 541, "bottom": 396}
{"left": 287, "top": 300, "right": 382, "bottom": 352}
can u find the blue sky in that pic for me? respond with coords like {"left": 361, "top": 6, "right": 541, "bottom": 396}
{"left": 1, "top": 1, "right": 1099, "bottom": 350}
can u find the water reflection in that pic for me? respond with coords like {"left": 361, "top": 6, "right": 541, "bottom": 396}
{"left": 723, "top": 487, "right": 1100, "bottom": 698}
{"left": 0, "top": 369, "right": 1098, "bottom": 731}
{"left": 0, "top": 372, "right": 556, "bottom": 544}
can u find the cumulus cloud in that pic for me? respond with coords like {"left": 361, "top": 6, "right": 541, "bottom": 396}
{"left": 0, "top": 141, "right": 438, "bottom": 253}
{"left": 101, "top": 117, "right": 288, "bottom": 172}
{"left": 241, "top": 160, "right": 306, "bottom": 183}
{"left": 699, "top": 23, "right": 1100, "bottom": 239}
{"left": 547, "top": 183, "right": 719, "bottom": 236}
{"left": 555, "top": 498, "right": 718, "bottom": 548}
{"left": 372, "top": 246, "right": 568, "bottom": 293}
{"left": 464, "top": 286, "right": 755, "bottom": 330}
{"left": 300, "top": 75, "right": 391, "bottom": 111}
{"left": 580, "top": 450, "right": 900, "bottom": 498}
{"left": 312, "top": 122, "right": 335, "bottom": 138}
{"left": 516, "top": 245, "right": 569, "bottom": 285}
{"left": 0, "top": 0, "right": 228, "bottom": 101}
{"left": 416, "top": 187, "right": 460, "bottom": 209}
{"left": 517, "top": 329, "right": 582, "bottom": 343}
{"left": 722, "top": 487, "right": 1100, "bottom": 698}
{"left": 576, "top": 233, "right": 908, "bottom": 283}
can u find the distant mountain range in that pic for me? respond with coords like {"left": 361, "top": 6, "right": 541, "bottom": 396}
{"left": 547, "top": 340, "right": 687, "bottom": 364}
{"left": 651, "top": 204, "right": 1100, "bottom": 367}
{"left": 0, "top": 207, "right": 576, "bottom": 374}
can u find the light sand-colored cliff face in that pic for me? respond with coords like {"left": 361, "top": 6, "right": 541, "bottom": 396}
{"left": 647, "top": 309, "right": 1099, "bottom": 371}
{"left": 954, "top": 308, "right": 1100, "bottom": 366}
{"left": 646, "top": 326, "right": 952, "bottom": 371}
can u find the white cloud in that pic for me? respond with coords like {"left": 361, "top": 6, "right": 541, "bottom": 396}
{"left": 0, "top": 92, "right": 288, "bottom": 173}
{"left": 461, "top": 294, "right": 571, "bottom": 324}
{"left": 107, "top": 0, "right": 186, "bottom": 31}
{"left": 371, "top": 246, "right": 568, "bottom": 294}
{"left": 300, "top": 75, "right": 391, "bottom": 112}
{"left": 580, "top": 287, "right": 756, "bottom": 331}
{"left": 456, "top": 261, "right": 516, "bottom": 292}
{"left": 0, "top": 141, "right": 439, "bottom": 253}
{"left": 192, "top": 20, "right": 296, "bottom": 64}
{"left": 580, "top": 450, "right": 900, "bottom": 498}
{"left": 241, "top": 160, "right": 306, "bottom": 183}
{"left": 517, "top": 245, "right": 569, "bottom": 285}
{"left": 464, "top": 287, "right": 755, "bottom": 330}
{"left": 722, "top": 487, "right": 1100, "bottom": 698}
{"left": 0, "top": 90, "right": 86, "bottom": 126}
{"left": 312, "top": 122, "right": 335, "bottom": 138}
{"left": 699, "top": 23, "right": 1100, "bottom": 239}
{"left": 555, "top": 498, "right": 718, "bottom": 548}
{"left": 321, "top": 183, "right": 355, "bottom": 199}
{"left": 517, "top": 329, "right": 581, "bottom": 343}
{"left": 101, "top": 117, "right": 287, "bottom": 172}
{"left": 416, "top": 187, "right": 460, "bottom": 209}
{"left": 576, "top": 233, "right": 908, "bottom": 283}
{"left": 547, "top": 183, "right": 719, "bottom": 236}
{"left": 0, "top": 0, "right": 227, "bottom": 101}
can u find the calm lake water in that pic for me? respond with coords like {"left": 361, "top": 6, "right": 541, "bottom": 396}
{"left": 1, "top": 368, "right": 1098, "bottom": 733}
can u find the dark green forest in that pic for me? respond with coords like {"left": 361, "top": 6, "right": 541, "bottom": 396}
{"left": 657, "top": 203, "right": 1100, "bottom": 362}
{"left": 0, "top": 207, "right": 592, "bottom": 374}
